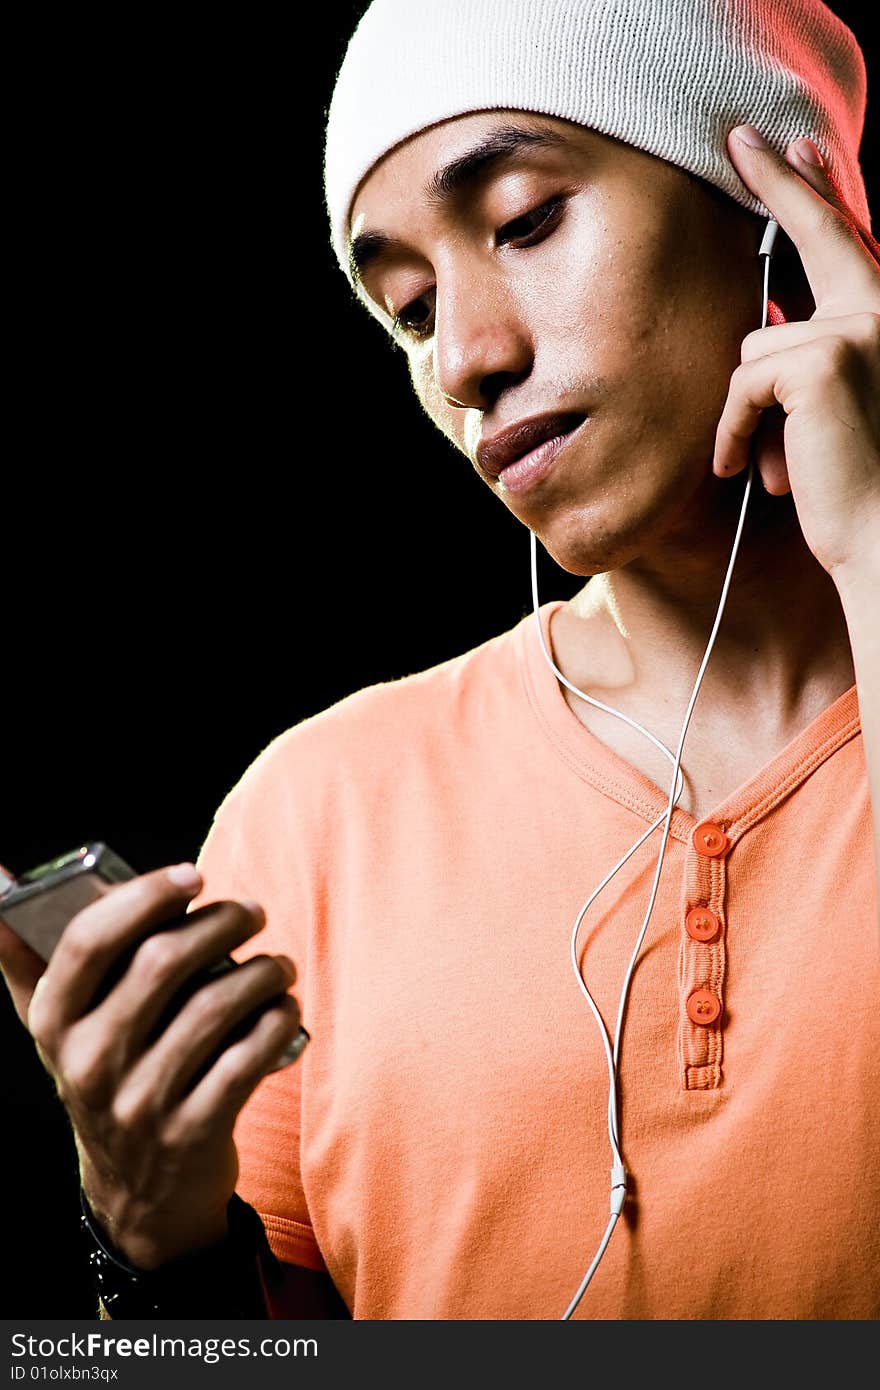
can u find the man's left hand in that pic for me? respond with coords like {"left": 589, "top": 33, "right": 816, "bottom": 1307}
{"left": 713, "top": 123, "right": 880, "bottom": 579}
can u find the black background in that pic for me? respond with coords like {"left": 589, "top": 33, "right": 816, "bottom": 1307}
{"left": 2, "top": 4, "right": 877, "bottom": 1317}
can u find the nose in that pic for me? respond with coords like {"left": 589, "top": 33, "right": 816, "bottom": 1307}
{"left": 433, "top": 270, "right": 533, "bottom": 412}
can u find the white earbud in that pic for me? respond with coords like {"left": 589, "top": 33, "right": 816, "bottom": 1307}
{"left": 759, "top": 217, "right": 780, "bottom": 259}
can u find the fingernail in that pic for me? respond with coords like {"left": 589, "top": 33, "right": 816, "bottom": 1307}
{"left": 792, "top": 136, "right": 824, "bottom": 168}
{"left": 240, "top": 898, "right": 266, "bottom": 925}
{"left": 168, "top": 863, "right": 202, "bottom": 889}
{"left": 734, "top": 124, "right": 769, "bottom": 149}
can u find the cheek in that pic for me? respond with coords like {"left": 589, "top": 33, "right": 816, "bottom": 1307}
{"left": 565, "top": 231, "right": 745, "bottom": 428}
{"left": 522, "top": 213, "right": 677, "bottom": 380}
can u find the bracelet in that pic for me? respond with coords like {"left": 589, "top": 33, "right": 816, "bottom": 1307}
{"left": 79, "top": 1189, "right": 283, "bottom": 1319}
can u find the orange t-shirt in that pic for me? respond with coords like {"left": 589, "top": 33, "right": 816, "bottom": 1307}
{"left": 189, "top": 599, "right": 880, "bottom": 1319}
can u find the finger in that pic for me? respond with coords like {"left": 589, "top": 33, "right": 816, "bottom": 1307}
{"left": 727, "top": 125, "right": 880, "bottom": 305}
{"left": 783, "top": 138, "right": 880, "bottom": 266}
{"left": 738, "top": 313, "right": 880, "bottom": 364}
{"left": 713, "top": 351, "right": 790, "bottom": 482}
{"left": 169, "top": 994, "right": 304, "bottom": 1135}
{"left": 111, "top": 953, "right": 299, "bottom": 1118}
{"left": 0, "top": 857, "right": 48, "bottom": 1021}
{"left": 716, "top": 315, "right": 880, "bottom": 485}
{"left": 31, "top": 865, "right": 205, "bottom": 1031}
{"left": 76, "top": 898, "right": 274, "bottom": 1066}
{"left": 0, "top": 918, "right": 47, "bottom": 1027}
{"left": 752, "top": 411, "right": 790, "bottom": 497}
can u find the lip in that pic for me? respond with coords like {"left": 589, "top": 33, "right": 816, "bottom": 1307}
{"left": 477, "top": 411, "right": 587, "bottom": 480}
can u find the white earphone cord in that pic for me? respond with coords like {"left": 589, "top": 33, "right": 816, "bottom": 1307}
{"left": 530, "top": 219, "right": 779, "bottom": 1321}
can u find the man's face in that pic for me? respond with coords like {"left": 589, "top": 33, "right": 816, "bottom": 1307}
{"left": 348, "top": 110, "right": 780, "bottom": 575}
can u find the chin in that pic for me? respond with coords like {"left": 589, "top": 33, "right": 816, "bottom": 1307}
{"left": 530, "top": 450, "right": 730, "bottom": 575}
{"left": 532, "top": 500, "right": 658, "bottom": 577}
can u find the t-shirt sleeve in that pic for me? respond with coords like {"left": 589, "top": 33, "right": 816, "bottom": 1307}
{"left": 186, "top": 736, "right": 325, "bottom": 1273}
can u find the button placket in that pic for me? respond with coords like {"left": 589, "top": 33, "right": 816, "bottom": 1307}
{"left": 679, "top": 822, "right": 730, "bottom": 1090}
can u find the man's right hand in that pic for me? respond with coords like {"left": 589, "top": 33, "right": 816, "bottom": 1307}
{"left": 0, "top": 862, "right": 302, "bottom": 1272}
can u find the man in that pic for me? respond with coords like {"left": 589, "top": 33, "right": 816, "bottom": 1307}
{"left": 1, "top": 0, "right": 878, "bottom": 1320}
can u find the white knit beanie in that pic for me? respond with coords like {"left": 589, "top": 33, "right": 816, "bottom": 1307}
{"left": 323, "top": 0, "right": 870, "bottom": 294}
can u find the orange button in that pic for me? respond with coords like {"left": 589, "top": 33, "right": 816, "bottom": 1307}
{"left": 692, "top": 821, "right": 729, "bottom": 857}
{"left": 686, "top": 989, "right": 722, "bottom": 1026}
{"left": 685, "top": 906, "right": 721, "bottom": 942}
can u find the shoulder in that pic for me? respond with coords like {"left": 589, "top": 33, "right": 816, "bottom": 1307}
{"left": 214, "top": 613, "right": 527, "bottom": 818}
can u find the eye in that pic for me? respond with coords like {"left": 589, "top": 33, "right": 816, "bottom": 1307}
{"left": 496, "top": 197, "right": 564, "bottom": 247}
{"left": 392, "top": 292, "right": 435, "bottom": 343}
{"left": 391, "top": 197, "right": 566, "bottom": 344}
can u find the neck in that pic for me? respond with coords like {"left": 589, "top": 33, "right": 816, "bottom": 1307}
{"left": 562, "top": 484, "right": 855, "bottom": 729}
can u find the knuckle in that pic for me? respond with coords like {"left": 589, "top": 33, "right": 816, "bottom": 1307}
{"left": 159, "top": 1110, "right": 205, "bottom": 1152}
{"left": 110, "top": 1088, "right": 152, "bottom": 1132}
{"left": 62, "top": 1045, "right": 111, "bottom": 1106}
{"left": 135, "top": 932, "right": 182, "bottom": 982}
{"left": 27, "top": 983, "right": 58, "bottom": 1049}
{"left": 60, "top": 915, "right": 101, "bottom": 966}
{"left": 205, "top": 1049, "right": 251, "bottom": 1104}
{"left": 185, "top": 982, "right": 227, "bottom": 1029}
{"left": 229, "top": 952, "right": 273, "bottom": 987}
{"left": 730, "top": 358, "right": 751, "bottom": 385}
{"left": 740, "top": 328, "right": 765, "bottom": 362}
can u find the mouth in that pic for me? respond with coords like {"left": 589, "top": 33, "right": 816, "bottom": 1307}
{"left": 477, "top": 411, "right": 588, "bottom": 494}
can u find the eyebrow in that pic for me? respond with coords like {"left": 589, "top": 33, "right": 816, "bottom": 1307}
{"left": 348, "top": 123, "right": 571, "bottom": 289}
